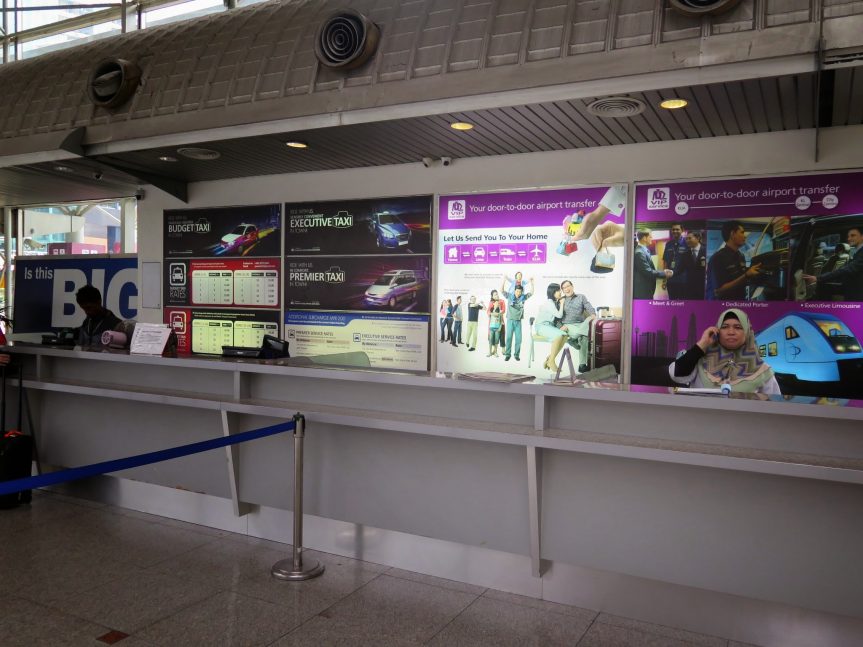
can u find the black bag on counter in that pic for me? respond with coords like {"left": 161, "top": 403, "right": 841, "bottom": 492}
{"left": 0, "top": 363, "right": 32, "bottom": 508}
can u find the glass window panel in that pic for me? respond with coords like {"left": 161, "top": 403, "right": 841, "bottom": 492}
{"left": 143, "top": 0, "right": 224, "bottom": 28}
{"left": 21, "top": 19, "right": 123, "bottom": 58}
{"left": 23, "top": 202, "right": 123, "bottom": 255}
{"left": 19, "top": 0, "right": 119, "bottom": 33}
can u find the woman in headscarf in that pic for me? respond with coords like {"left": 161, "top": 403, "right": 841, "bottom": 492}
{"left": 669, "top": 308, "right": 781, "bottom": 395}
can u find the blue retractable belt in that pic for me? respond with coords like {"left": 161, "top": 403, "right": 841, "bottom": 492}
{"left": 0, "top": 419, "right": 296, "bottom": 497}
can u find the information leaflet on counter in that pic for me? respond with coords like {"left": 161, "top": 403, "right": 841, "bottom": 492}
{"left": 130, "top": 323, "right": 173, "bottom": 355}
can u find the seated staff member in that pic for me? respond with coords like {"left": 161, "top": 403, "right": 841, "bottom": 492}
{"left": 669, "top": 308, "right": 781, "bottom": 395}
{"left": 75, "top": 285, "right": 122, "bottom": 346}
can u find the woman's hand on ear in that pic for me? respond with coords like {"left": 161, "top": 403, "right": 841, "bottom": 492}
{"left": 697, "top": 326, "right": 719, "bottom": 351}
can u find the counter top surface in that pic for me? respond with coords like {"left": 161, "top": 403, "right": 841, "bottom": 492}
{"left": 6, "top": 342, "right": 863, "bottom": 421}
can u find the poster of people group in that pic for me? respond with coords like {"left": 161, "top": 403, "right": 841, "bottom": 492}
{"left": 163, "top": 204, "right": 283, "bottom": 354}
{"left": 284, "top": 196, "right": 432, "bottom": 370}
{"left": 632, "top": 171, "right": 863, "bottom": 398}
{"left": 437, "top": 186, "right": 627, "bottom": 378}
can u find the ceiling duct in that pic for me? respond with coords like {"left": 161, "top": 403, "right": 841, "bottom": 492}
{"left": 88, "top": 58, "right": 141, "bottom": 109}
{"left": 668, "top": 0, "right": 742, "bottom": 17}
{"left": 314, "top": 9, "right": 380, "bottom": 70}
{"left": 176, "top": 147, "right": 221, "bottom": 160}
{"left": 586, "top": 97, "right": 646, "bottom": 118}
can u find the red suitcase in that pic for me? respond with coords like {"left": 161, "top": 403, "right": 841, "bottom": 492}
{"left": 590, "top": 309, "right": 622, "bottom": 372}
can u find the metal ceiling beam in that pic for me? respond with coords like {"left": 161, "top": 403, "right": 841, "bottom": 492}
{"left": 0, "top": 127, "right": 85, "bottom": 168}
{"left": 85, "top": 52, "right": 820, "bottom": 158}
{"left": 96, "top": 158, "right": 187, "bottom": 203}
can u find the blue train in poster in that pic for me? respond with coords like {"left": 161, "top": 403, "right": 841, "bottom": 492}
{"left": 755, "top": 312, "right": 863, "bottom": 384}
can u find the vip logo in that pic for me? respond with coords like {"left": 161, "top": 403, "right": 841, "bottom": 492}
{"left": 448, "top": 200, "right": 466, "bottom": 220}
{"left": 647, "top": 187, "right": 670, "bottom": 210}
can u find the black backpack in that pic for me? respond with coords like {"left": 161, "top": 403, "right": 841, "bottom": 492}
{"left": 0, "top": 363, "right": 33, "bottom": 508}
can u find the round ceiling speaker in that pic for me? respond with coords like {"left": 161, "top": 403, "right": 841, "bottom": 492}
{"left": 668, "top": 0, "right": 742, "bottom": 17}
{"left": 586, "top": 97, "right": 646, "bottom": 119}
{"left": 314, "top": 9, "right": 380, "bottom": 70}
{"left": 88, "top": 58, "right": 141, "bottom": 109}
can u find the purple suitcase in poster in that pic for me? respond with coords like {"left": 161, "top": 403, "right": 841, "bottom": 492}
{"left": 590, "top": 315, "right": 622, "bottom": 372}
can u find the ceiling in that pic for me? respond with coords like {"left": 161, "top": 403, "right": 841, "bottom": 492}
{"left": 1, "top": 67, "right": 860, "bottom": 207}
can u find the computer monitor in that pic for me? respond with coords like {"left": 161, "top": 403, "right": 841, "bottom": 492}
{"left": 260, "top": 334, "right": 290, "bottom": 359}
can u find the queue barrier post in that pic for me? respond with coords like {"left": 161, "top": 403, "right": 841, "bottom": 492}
{"left": 271, "top": 413, "right": 325, "bottom": 582}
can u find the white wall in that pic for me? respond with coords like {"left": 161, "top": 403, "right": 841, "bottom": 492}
{"left": 137, "top": 125, "right": 863, "bottom": 322}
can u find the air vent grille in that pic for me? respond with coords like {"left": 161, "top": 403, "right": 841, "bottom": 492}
{"left": 667, "top": 0, "right": 742, "bottom": 17}
{"left": 586, "top": 97, "right": 646, "bottom": 118}
{"left": 176, "top": 147, "right": 221, "bottom": 161}
{"left": 314, "top": 9, "right": 380, "bottom": 70}
{"left": 88, "top": 58, "right": 141, "bottom": 109}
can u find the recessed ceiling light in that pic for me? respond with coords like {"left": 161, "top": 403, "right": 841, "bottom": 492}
{"left": 54, "top": 165, "right": 73, "bottom": 172}
{"left": 285, "top": 141, "right": 308, "bottom": 149}
{"left": 660, "top": 98, "right": 688, "bottom": 110}
{"left": 450, "top": 122, "right": 474, "bottom": 131}
{"left": 176, "top": 147, "right": 221, "bottom": 161}
{"left": 159, "top": 155, "right": 178, "bottom": 162}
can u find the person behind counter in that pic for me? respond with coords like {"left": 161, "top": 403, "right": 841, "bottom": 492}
{"left": 75, "top": 285, "right": 122, "bottom": 346}
{"left": 669, "top": 308, "right": 781, "bottom": 395}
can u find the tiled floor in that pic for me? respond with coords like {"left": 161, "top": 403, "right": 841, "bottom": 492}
{"left": 0, "top": 491, "right": 760, "bottom": 647}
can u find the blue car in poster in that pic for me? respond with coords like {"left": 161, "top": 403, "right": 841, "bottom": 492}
{"left": 365, "top": 211, "right": 411, "bottom": 250}
{"left": 756, "top": 312, "right": 863, "bottom": 383}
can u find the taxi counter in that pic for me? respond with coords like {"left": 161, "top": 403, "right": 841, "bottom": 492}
{"left": 6, "top": 342, "right": 863, "bottom": 641}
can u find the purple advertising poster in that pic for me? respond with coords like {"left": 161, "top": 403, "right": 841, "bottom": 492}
{"left": 633, "top": 171, "right": 863, "bottom": 399}
{"left": 438, "top": 185, "right": 627, "bottom": 379}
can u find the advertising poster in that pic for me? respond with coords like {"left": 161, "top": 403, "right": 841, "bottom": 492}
{"left": 286, "top": 256, "right": 429, "bottom": 312}
{"left": 164, "top": 308, "right": 280, "bottom": 355}
{"left": 437, "top": 186, "right": 627, "bottom": 378}
{"left": 285, "top": 311, "right": 429, "bottom": 370}
{"left": 285, "top": 195, "right": 432, "bottom": 371}
{"left": 164, "top": 205, "right": 281, "bottom": 258}
{"left": 286, "top": 196, "right": 431, "bottom": 254}
{"left": 14, "top": 256, "right": 138, "bottom": 333}
{"left": 166, "top": 258, "right": 280, "bottom": 308}
{"left": 632, "top": 172, "right": 863, "bottom": 398}
{"left": 163, "top": 204, "right": 282, "bottom": 355}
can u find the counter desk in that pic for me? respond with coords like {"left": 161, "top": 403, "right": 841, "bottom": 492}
{"left": 6, "top": 343, "right": 863, "bottom": 630}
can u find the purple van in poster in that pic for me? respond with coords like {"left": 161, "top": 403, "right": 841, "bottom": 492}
{"left": 632, "top": 171, "right": 863, "bottom": 398}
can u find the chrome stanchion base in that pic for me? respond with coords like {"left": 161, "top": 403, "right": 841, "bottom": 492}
{"left": 271, "top": 558, "right": 325, "bottom": 581}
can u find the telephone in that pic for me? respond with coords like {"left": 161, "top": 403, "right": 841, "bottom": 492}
{"left": 41, "top": 328, "right": 77, "bottom": 346}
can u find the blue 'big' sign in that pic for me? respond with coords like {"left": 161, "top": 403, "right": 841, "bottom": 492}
{"left": 13, "top": 257, "right": 138, "bottom": 333}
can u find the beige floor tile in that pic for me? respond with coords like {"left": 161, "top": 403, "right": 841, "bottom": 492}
{"left": 147, "top": 535, "right": 287, "bottom": 589}
{"left": 484, "top": 588, "right": 599, "bottom": 620}
{"left": 428, "top": 595, "right": 594, "bottom": 646}
{"left": 385, "top": 566, "right": 488, "bottom": 595}
{"left": 291, "top": 573, "right": 479, "bottom": 645}
{"left": 596, "top": 613, "right": 727, "bottom": 647}
{"left": 0, "top": 596, "right": 110, "bottom": 647}
{"left": 235, "top": 549, "right": 385, "bottom": 625}
{"left": 137, "top": 590, "right": 302, "bottom": 647}
{"left": 47, "top": 569, "right": 221, "bottom": 633}
{"left": 578, "top": 621, "right": 719, "bottom": 647}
